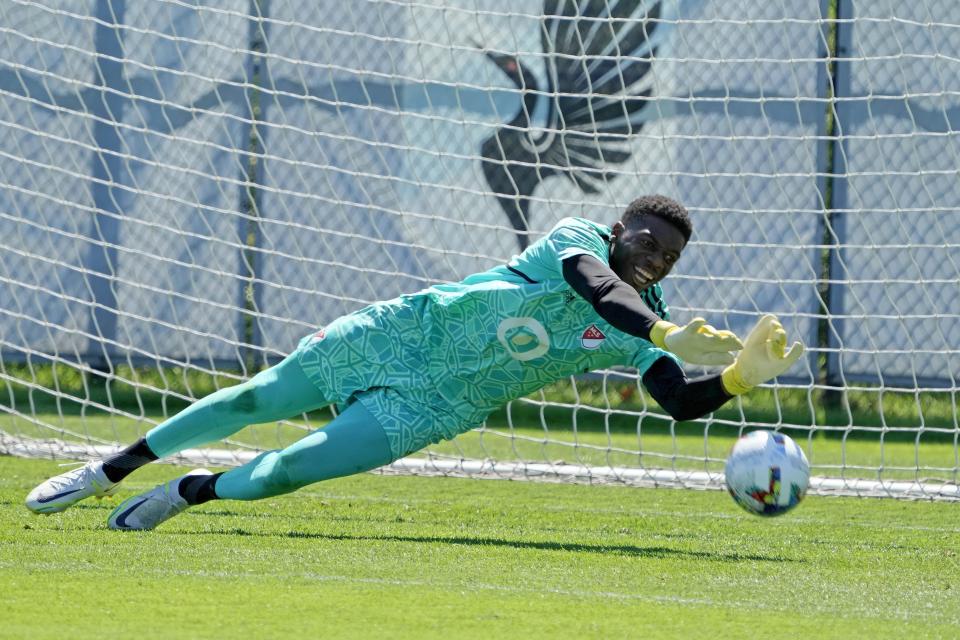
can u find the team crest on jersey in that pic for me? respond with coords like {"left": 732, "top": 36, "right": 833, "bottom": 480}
{"left": 581, "top": 324, "right": 606, "bottom": 349}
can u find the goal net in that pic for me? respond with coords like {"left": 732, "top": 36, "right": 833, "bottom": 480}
{"left": 2, "top": 0, "right": 958, "bottom": 499}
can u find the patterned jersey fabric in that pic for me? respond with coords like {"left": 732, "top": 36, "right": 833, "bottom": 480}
{"left": 297, "top": 217, "right": 678, "bottom": 458}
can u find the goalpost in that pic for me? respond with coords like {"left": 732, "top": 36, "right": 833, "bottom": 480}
{"left": 1, "top": 0, "right": 958, "bottom": 500}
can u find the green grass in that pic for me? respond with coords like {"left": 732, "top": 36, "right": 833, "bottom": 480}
{"left": 2, "top": 455, "right": 959, "bottom": 639}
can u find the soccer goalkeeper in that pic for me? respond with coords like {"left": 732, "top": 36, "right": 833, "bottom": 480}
{"left": 25, "top": 195, "right": 803, "bottom": 531}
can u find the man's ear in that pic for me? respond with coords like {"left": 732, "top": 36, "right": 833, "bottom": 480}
{"left": 610, "top": 220, "right": 625, "bottom": 240}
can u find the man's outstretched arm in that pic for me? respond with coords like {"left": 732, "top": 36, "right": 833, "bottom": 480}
{"left": 641, "top": 356, "right": 733, "bottom": 421}
{"left": 561, "top": 253, "right": 742, "bottom": 365}
{"left": 642, "top": 315, "right": 805, "bottom": 421}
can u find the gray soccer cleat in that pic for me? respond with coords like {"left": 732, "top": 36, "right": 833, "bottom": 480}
{"left": 25, "top": 460, "right": 119, "bottom": 514}
{"left": 107, "top": 469, "right": 212, "bottom": 531}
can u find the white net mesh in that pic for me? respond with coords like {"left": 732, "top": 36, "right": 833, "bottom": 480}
{"left": 1, "top": 0, "right": 958, "bottom": 499}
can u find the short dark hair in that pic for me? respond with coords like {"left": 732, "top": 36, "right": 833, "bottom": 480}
{"left": 622, "top": 195, "right": 692, "bottom": 242}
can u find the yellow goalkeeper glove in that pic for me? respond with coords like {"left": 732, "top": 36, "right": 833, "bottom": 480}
{"left": 721, "top": 314, "right": 805, "bottom": 395}
{"left": 649, "top": 317, "right": 743, "bottom": 366}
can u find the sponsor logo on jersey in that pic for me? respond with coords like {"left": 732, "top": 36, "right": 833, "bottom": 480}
{"left": 498, "top": 317, "right": 551, "bottom": 361}
{"left": 581, "top": 324, "right": 605, "bottom": 349}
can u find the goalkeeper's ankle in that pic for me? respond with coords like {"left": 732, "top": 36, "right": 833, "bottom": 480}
{"left": 721, "top": 365, "right": 753, "bottom": 396}
{"left": 178, "top": 472, "right": 223, "bottom": 506}
{"left": 102, "top": 438, "right": 159, "bottom": 483}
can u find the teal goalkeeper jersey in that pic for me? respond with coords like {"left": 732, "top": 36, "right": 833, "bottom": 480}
{"left": 297, "top": 217, "right": 679, "bottom": 455}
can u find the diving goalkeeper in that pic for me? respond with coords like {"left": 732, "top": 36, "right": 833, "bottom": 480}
{"left": 25, "top": 195, "right": 803, "bottom": 531}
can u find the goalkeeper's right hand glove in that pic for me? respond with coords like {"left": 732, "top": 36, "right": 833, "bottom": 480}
{"left": 721, "top": 314, "right": 805, "bottom": 395}
{"left": 649, "top": 317, "right": 744, "bottom": 366}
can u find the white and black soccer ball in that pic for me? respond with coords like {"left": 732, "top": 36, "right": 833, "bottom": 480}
{"left": 724, "top": 430, "right": 810, "bottom": 517}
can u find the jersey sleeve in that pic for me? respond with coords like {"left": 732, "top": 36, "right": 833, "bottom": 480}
{"left": 631, "top": 283, "right": 675, "bottom": 373}
{"left": 501, "top": 217, "right": 612, "bottom": 284}
{"left": 639, "top": 283, "right": 670, "bottom": 321}
{"left": 546, "top": 217, "right": 610, "bottom": 266}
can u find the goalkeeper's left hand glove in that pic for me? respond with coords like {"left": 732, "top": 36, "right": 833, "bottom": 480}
{"left": 650, "top": 317, "right": 744, "bottom": 366}
{"left": 721, "top": 314, "right": 804, "bottom": 395}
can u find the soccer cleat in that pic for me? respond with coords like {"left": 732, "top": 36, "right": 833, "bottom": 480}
{"left": 25, "top": 460, "right": 119, "bottom": 514}
{"left": 107, "top": 469, "right": 212, "bottom": 531}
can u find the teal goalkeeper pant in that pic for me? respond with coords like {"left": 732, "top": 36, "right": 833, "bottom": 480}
{"left": 144, "top": 353, "right": 393, "bottom": 500}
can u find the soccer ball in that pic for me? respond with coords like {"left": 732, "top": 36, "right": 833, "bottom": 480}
{"left": 724, "top": 430, "right": 810, "bottom": 517}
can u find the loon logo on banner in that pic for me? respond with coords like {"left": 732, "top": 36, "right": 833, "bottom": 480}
{"left": 478, "top": 0, "right": 668, "bottom": 250}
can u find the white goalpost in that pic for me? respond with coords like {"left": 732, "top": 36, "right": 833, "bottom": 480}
{"left": 1, "top": 0, "right": 959, "bottom": 499}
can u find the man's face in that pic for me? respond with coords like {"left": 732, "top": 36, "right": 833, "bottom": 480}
{"left": 609, "top": 215, "right": 687, "bottom": 293}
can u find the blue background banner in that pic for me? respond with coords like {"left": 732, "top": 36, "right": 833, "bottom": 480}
{"left": 0, "top": 0, "right": 956, "bottom": 388}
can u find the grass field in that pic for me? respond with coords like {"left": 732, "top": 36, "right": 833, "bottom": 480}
{"left": 2, "top": 455, "right": 959, "bottom": 639}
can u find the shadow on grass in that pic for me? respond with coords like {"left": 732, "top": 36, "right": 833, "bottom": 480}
{"left": 17, "top": 505, "right": 796, "bottom": 563}
{"left": 187, "top": 527, "right": 799, "bottom": 563}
